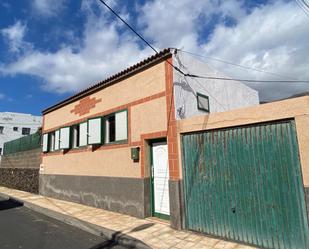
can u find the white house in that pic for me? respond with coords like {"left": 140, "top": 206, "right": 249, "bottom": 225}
{"left": 0, "top": 112, "right": 42, "bottom": 155}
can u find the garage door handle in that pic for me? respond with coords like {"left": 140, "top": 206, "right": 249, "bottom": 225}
{"left": 231, "top": 207, "right": 236, "bottom": 213}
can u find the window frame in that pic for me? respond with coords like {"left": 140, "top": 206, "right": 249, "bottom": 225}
{"left": 196, "top": 92, "right": 210, "bottom": 113}
{"left": 42, "top": 133, "right": 49, "bottom": 153}
{"left": 78, "top": 121, "right": 88, "bottom": 148}
{"left": 59, "top": 126, "right": 71, "bottom": 150}
{"left": 22, "top": 127, "right": 31, "bottom": 135}
{"left": 87, "top": 117, "right": 103, "bottom": 145}
{"left": 48, "top": 131, "right": 56, "bottom": 152}
{"left": 103, "top": 109, "right": 128, "bottom": 145}
{"left": 70, "top": 123, "right": 80, "bottom": 149}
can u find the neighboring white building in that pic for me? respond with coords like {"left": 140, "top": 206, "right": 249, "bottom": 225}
{"left": 0, "top": 112, "right": 42, "bottom": 155}
{"left": 173, "top": 49, "right": 259, "bottom": 120}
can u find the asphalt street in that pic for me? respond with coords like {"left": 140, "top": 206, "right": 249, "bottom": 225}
{"left": 0, "top": 197, "right": 131, "bottom": 249}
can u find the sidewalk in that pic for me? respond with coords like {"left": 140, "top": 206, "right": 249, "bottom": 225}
{"left": 0, "top": 186, "right": 257, "bottom": 249}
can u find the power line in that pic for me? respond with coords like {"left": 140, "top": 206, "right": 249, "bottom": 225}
{"left": 183, "top": 75, "right": 309, "bottom": 83}
{"left": 97, "top": 0, "right": 188, "bottom": 76}
{"left": 98, "top": 0, "right": 158, "bottom": 54}
{"left": 295, "top": 0, "right": 309, "bottom": 17}
{"left": 177, "top": 49, "right": 298, "bottom": 80}
{"left": 301, "top": 0, "right": 309, "bottom": 10}
{"left": 98, "top": 0, "right": 309, "bottom": 84}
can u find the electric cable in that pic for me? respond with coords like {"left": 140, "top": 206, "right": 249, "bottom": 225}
{"left": 98, "top": 0, "right": 309, "bottom": 84}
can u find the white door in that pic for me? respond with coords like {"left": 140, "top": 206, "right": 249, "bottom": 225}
{"left": 152, "top": 142, "right": 170, "bottom": 216}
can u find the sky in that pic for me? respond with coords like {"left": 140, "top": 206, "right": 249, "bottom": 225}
{"left": 0, "top": 0, "right": 309, "bottom": 115}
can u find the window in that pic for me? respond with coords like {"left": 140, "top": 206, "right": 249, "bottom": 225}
{"left": 13, "top": 127, "right": 18, "bottom": 131}
{"left": 42, "top": 134, "right": 49, "bottom": 152}
{"left": 54, "top": 130, "right": 60, "bottom": 150}
{"left": 88, "top": 118, "right": 102, "bottom": 145}
{"left": 71, "top": 125, "right": 79, "bottom": 148}
{"left": 79, "top": 122, "right": 88, "bottom": 147}
{"left": 105, "top": 115, "right": 115, "bottom": 143}
{"left": 0, "top": 126, "right": 4, "bottom": 134}
{"left": 104, "top": 110, "right": 127, "bottom": 144}
{"left": 59, "top": 127, "right": 70, "bottom": 149}
{"left": 197, "top": 92, "right": 210, "bottom": 112}
{"left": 49, "top": 132, "right": 55, "bottom": 152}
{"left": 22, "top": 127, "right": 31, "bottom": 135}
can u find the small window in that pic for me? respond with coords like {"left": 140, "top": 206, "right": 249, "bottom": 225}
{"left": 105, "top": 115, "right": 116, "bottom": 143}
{"left": 79, "top": 122, "right": 88, "bottom": 147}
{"left": 13, "top": 127, "right": 18, "bottom": 131}
{"left": 49, "top": 132, "right": 55, "bottom": 152}
{"left": 88, "top": 118, "right": 102, "bottom": 145}
{"left": 60, "top": 127, "right": 70, "bottom": 150}
{"left": 54, "top": 130, "right": 60, "bottom": 150}
{"left": 42, "top": 134, "right": 49, "bottom": 152}
{"left": 197, "top": 92, "right": 210, "bottom": 112}
{"left": 0, "top": 126, "right": 4, "bottom": 134}
{"left": 104, "top": 110, "right": 127, "bottom": 144}
{"left": 22, "top": 127, "right": 31, "bottom": 135}
{"left": 71, "top": 125, "right": 80, "bottom": 148}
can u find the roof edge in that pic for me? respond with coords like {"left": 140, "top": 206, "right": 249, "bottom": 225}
{"left": 42, "top": 49, "right": 172, "bottom": 115}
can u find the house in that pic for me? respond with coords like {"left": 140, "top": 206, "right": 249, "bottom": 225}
{"left": 0, "top": 112, "right": 42, "bottom": 155}
{"left": 40, "top": 48, "right": 259, "bottom": 229}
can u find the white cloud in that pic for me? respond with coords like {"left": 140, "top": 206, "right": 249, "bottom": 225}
{"left": 0, "top": 21, "right": 30, "bottom": 53}
{"left": 32, "top": 0, "right": 65, "bottom": 17}
{"left": 0, "top": 0, "right": 309, "bottom": 101}
{"left": 1, "top": 0, "right": 151, "bottom": 93}
{"left": 201, "top": 1, "right": 309, "bottom": 100}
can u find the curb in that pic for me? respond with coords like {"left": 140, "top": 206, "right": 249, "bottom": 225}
{"left": 0, "top": 192, "right": 151, "bottom": 249}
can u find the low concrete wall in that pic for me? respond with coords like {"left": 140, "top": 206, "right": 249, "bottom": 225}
{"left": 0, "top": 148, "right": 41, "bottom": 168}
{"left": 0, "top": 168, "right": 39, "bottom": 193}
{"left": 39, "top": 174, "right": 151, "bottom": 219}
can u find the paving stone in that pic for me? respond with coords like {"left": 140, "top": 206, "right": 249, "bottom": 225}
{"left": 0, "top": 186, "right": 258, "bottom": 249}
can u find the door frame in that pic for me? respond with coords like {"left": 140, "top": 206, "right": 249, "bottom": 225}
{"left": 149, "top": 138, "right": 170, "bottom": 220}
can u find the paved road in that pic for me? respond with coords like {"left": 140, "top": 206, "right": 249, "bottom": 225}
{"left": 0, "top": 197, "right": 130, "bottom": 249}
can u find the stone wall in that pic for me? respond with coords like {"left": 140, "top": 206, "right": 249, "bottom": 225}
{"left": 0, "top": 148, "right": 41, "bottom": 193}
{"left": 0, "top": 168, "right": 39, "bottom": 193}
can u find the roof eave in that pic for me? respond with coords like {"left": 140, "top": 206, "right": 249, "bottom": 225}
{"left": 42, "top": 50, "right": 172, "bottom": 115}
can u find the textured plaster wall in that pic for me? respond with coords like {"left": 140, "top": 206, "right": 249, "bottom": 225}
{"left": 131, "top": 96, "right": 167, "bottom": 142}
{"left": 43, "top": 61, "right": 166, "bottom": 131}
{"left": 173, "top": 51, "right": 259, "bottom": 120}
{"left": 42, "top": 147, "right": 141, "bottom": 178}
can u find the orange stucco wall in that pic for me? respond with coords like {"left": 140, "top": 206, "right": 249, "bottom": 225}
{"left": 41, "top": 61, "right": 168, "bottom": 178}
{"left": 42, "top": 147, "right": 141, "bottom": 178}
{"left": 177, "top": 96, "right": 309, "bottom": 186}
{"left": 43, "top": 62, "right": 166, "bottom": 131}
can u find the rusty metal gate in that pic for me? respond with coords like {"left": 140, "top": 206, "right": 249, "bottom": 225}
{"left": 182, "top": 120, "right": 309, "bottom": 249}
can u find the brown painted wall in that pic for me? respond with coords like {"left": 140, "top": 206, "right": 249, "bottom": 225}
{"left": 177, "top": 96, "right": 309, "bottom": 185}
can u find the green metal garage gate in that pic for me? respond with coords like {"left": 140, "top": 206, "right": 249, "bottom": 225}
{"left": 182, "top": 120, "right": 309, "bottom": 249}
